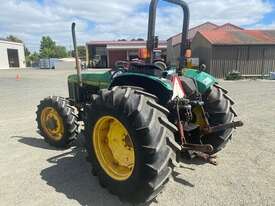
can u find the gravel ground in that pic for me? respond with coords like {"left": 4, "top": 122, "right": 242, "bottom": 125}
{"left": 0, "top": 68, "right": 274, "bottom": 206}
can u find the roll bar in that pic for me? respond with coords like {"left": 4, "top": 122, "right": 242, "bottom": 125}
{"left": 147, "top": 0, "right": 190, "bottom": 72}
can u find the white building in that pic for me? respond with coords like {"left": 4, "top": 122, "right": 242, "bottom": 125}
{"left": 0, "top": 39, "right": 25, "bottom": 69}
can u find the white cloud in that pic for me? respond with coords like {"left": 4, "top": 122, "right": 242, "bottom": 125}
{"left": 0, "top": 0, "right": 273, "bottom": 51}
{"left": 249, "top": 22, "right": 275, "bottom": 29}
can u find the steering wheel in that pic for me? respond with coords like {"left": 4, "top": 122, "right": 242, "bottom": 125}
{"left": 111, "top": 68, "right": 127, "bottom": 79}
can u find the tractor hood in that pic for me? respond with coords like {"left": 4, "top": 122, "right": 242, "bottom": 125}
{"left": 68, "top": 69, "right": 112, "bottom": 89}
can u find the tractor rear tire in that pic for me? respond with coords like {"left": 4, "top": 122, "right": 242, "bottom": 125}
{"left": 36, "top": 96, "right": 79, "bottom": 148}
{"left": 202, "top": 84, "right": 236, "bottom": 153}
{"left": 84, "top": 87, "right": 178, "bottom": 203}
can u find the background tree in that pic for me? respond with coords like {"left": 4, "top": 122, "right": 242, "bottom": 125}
{"left": 131, "top": 38, "right": 144, "bottom": 41}
{"left": 69, "top": 46, "right": 86, "bottom": 60}
{"left": 24, "top": 47, "right": 31, "bottom": 67}
{"left": 137, "top": 38, "right": 144, "bottom": 41}
{"left": 5, "top": 35, "right": 68, "bottom": 66}
{"left": 24, "top": 47, "right": 30, "bottom": 57}
{"left": 6, "top": 35, "right": 23, "bottom": 43}
{"left": 77, "top": 46, "right": 86, "bottom": 60}
{"left": 25, "top": 52, "right": 40, "bottom": 67}
{"left": 39, "top": 36, "right": 68, "bottom": 58}
{"left": 55, "top": 46, "right": 68, "bottom": 58}
{"left": 29, "top": 52, "right": 40, "bottom": 62}
{"left": 40, "top": 36, "right": 56, "bottom": 58}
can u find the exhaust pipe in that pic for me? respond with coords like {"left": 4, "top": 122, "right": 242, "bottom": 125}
{"left": 71, "top": 22, "right": 83, "bottom": 87}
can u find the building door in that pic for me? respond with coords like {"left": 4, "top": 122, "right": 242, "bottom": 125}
{"left": 7, "top": 49, "right": 20, "bottom": 68}
{"left": 108, "top": 50, "right": 127, "bottom": 67}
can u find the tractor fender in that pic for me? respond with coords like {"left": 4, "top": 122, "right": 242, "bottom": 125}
{"left": 109, "top": 73, "right": 173, "bottom": 105}
{"left": 183, "top": 69, "right": 217, "bottom": 94}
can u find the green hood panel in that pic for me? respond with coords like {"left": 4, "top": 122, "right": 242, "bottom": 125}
{"left": 68, "top": 69, "right": 112, "bottom": 89}
{"left": 183, "top": 69, "right": 217, "bottom": 93}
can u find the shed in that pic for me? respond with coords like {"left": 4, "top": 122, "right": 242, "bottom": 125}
{"left": 0, "top": 39, "right": 25, "bottom": 69}
{"left": 167, "top": 22, "right": 243, "bottom": 66}
{"left": 86, "top": 40, "right": 167, "bottom": 68}
{"left": 191, "top": 30, "right": 275, "bottom": 78}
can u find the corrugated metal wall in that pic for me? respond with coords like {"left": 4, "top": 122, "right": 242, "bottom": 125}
{"left": 191, "top": 33, "right": 212, "bottom": 73}
{"left": 211, "top": 45, "right": 275, "bottom": 78}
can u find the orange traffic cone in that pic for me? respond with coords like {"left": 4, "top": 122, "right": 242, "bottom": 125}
{"left": 16, "top": 74, "right": 20, "bottom": 81}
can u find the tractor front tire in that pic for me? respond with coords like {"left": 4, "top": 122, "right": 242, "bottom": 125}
{"left": 85, "top": 87, "right": 178, "bottom": 203}
{"left": 36, "top": 96, "right": 79, "bottom": 148}
{"left": 202, "top": 84, "right": 236, "bottom": 153}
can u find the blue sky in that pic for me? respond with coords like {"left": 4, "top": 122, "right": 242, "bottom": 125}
{"left": 260, "top": 9, "right": 275, "bottom": 24}
{"left": 0, "top": 0, "right": 274, "bottom": 51}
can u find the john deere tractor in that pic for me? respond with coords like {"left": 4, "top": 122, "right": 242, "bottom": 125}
{"left": 36, "top": 0, "right": 243, "bottom": 203}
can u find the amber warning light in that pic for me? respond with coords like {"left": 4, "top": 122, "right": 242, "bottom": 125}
{"left": 138, "top": 48, "right": 150, "bottom": 59}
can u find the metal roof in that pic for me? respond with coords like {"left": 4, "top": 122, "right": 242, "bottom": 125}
{"left": 168, "top": 22, "right": 243, "bottom": 46}
{"left": 87, "top": 40, "right": 167, "bottom": 46}
{"left": 188, "top": 22, "right": 218, "bottom": 40}
{"left": 167, "top": 22, "right": 218, "bottom": 44}
{"left": 213, "top": 23, "right": 243, "bottom": 31}
{"left": 199, "top": 30, "right": 275, "bottom": 45}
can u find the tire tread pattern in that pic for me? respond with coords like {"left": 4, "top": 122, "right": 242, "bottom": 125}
{"left": 85, "top": 87, "right": 180, "bottom": 203}
{"left": 36, "top": 96, "right": 79, "bottom": 148}
{"left": 203, "top": 85, "right": 236, "bottom": 152}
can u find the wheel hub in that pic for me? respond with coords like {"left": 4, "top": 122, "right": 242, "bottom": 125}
{"left": 107, "top": 121, "right": 134, "bottom": 168}
{"left": 46, "top": 117, "right": 57, "bottom": 130}
{"left": 93, "top": 116, "right": 135, "bottom": 181}
{"left": 40, "top": 107, "right": 64, "bottom": 140}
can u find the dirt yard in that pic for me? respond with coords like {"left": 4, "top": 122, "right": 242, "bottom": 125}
{"left": 0, "top": 68, "right": 274, "bottom": 206}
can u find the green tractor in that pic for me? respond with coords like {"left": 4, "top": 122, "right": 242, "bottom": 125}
{"left": 36, "top": 0, "right": 243, "bottom": 203}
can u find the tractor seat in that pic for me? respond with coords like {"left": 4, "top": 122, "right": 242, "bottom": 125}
{"left": 129, "top": 62, "right": 163, "bottom": 77}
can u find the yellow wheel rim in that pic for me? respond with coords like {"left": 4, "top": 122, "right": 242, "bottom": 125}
{"left": 40, "top": 107, "right": 64, "bottom": 141}
{"left": 93, "top": 116, "right": 135, "bottom": 181}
